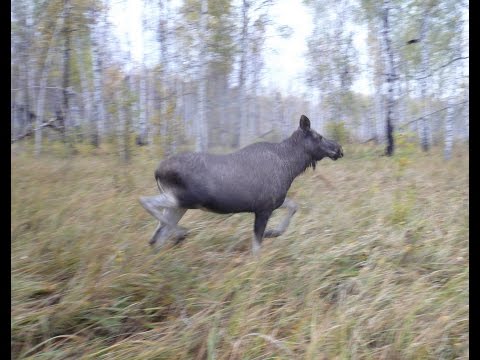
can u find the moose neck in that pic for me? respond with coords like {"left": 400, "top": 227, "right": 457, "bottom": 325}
{"left": 278, "top": 132, "right": 317, "bottom": 183}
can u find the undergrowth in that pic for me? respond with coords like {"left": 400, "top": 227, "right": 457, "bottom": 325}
{"left": 12, "top": 142, "right": 469, "bottom": 359}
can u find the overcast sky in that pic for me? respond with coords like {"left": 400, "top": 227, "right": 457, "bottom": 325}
{"left": 109, "top": 0, "right": 370, "bottom": 95}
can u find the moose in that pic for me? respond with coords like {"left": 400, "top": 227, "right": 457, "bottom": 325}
{"left": 139, "top": 115, "right": 343, "bottom": 255}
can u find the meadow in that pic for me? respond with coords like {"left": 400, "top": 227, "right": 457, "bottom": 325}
{"left": 11, "top": 141, "right": 468, "bottom": 359}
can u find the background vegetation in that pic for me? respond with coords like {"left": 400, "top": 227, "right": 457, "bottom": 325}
{"left": 12, "top": 141, "right": 468, "bottom": 359}
{"left": 12, "top": 0, "right": 468, "bottom": 358}
{"left": 11, "top": 0, "right": 468, "bottom": 158}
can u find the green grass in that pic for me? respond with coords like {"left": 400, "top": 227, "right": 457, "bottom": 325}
{"left": 12, "top": 142, "right": 468, "bottom": 359}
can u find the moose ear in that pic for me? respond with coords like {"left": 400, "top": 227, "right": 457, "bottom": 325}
{"left": 299, "top": 115, "right": 311, "bottom": 130}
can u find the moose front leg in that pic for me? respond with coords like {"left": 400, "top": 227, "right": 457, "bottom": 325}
{"left": 264, "top": 198, "right": 298, "bottom": 238}
{"left": 252, "top": 211, "right": 272, "bottom": 256}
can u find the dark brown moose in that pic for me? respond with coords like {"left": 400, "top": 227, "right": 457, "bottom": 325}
{"left": 140, "top": 115, "right": 343, "bottom": 255}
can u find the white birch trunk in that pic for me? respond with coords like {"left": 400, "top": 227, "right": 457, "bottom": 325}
{"left": 196, "top": 0, "right": 209, "bottom": 152}
{"left": 74, "top": 38, "right": 92, "bottom": 133}
{"left": 250, "top": 72, "right": 258, "bottom": 141}
{"left": 444, "top": 96, "right": 454, "bottom": 160}
{"left": 315, "top": 91, "right": 325, "bottom": 134}
{"left": 273, "top": 92, "right": 283, "bottom": 139}
{"left": 62, "top": 0, "right": 72, "bottom": 144}
{"left": 89, "top": 10, "right": 106, "bottom": 146}
{"left": 372, "top": 22, "right": 383, "bottom": 143}
{"left": 183, "top": 83, "right": 193, "bottom": 139}
{"left": 136, "top": 1, "right": 149, "bottom": 146}
{"left": 147, "top": 71, "right": 155, "bottom": 148}
{"left": 381, "top": 0, "right": 396, "bottom": 156}
{"left": 158, "top": 0, "right": 169, "bottom": 150}
{"left": 236, "top": 0, "right": 249, "bottom": 148}
{"left": 137, "top": 67, "right": 148, "bottom": 145}
{"left": 114, "top": 84, "right": 127, "bottom": 161}
{"left": 444, "top": 30, "right": 464, "bottom": 159}
{"left": 419, "top": 6, "right": 432, "bottom": 152}
{"left": 35, "top": 14, "right": 64, "bottom": 156}
{"left": 25, "top": 0, "right": 35, "bottom": 139}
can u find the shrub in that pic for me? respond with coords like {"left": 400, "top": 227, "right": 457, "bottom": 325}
{"left": 325, "top": 121, "right": 350, "bottom": 144}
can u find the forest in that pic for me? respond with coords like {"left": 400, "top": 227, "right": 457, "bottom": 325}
{"left": 12, "top": 0, "right": 468, "bottom": 358}
{"left": 11, "top": 0, "right": 468, "bottom": 158}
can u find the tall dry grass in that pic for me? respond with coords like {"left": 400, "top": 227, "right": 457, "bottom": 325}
{"left": 12, "top": 142, "right": 468, "bottom": 359}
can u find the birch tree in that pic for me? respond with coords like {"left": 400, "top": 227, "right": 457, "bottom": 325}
{"left": 74, "top": 36, "right": 92, "bottom": 136}
{"left": 156, "top": 0, "right": 170, "bottom": 150}
{"left": 197, "top": 0, "right": 209, "bottom": 152}
{"left": 88, "top": 3, "right": 106, "bottom": 146}
{"left": 361, "top": 0, "right": 399, "bottom": 155}
{"left": 418, "top": 1, "right": 436, "bottom": 152}
{"left": 247, "top": 14, "right": 267, "bottom": 142}
{"left": 136, "top": 67, "right": 149, "bottom": 145}
{"left": 236, "top": 1, "right": 270, "bottom": 147}
{"left": 61, "top": 0, "right": 72, "bottom": 144}
{"left": 11, "top": 0, "right": 36, "bottom": 140}
{"left": 442, "top": 3, "right": 467, "bottom": 159}
{"left": 135, "top": 1, "right": 150, "bottom": 146}
{"left": 306, "top": 0, "right": 358, "bottom": 141}
{"left": 380, "top": 0, "right": 397, "bottom": 156}
{"left": 366, "top": 20, "right": 383, "bottom": 143}
{"left": 234, "top": 0, "right": 249, "bottom": 148}
{"left": 26, "top": 0, "right": 36, "bottom": 138}
{"left": 35, "top": 11, "right": 65, "bottom": 156}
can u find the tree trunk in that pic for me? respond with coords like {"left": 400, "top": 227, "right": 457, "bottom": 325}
{"left": 35, "top": 13, "right": 64, "bottom": 156}
{"left": 273, "top": 92, "right": 283, "bottom": 140}
{"left": 147, "top": 71, "right": 156, "bottom": 150}
{"left": 114, "top": 83, "right": 128, "bottom": 162}
{"left": 136, "top": 67, "right": 149, "bottom": 146}
{"left": 62, "top": 0, "right": 71, "bottom": 145}
{"left": 419, "top": 4, "right": 433, "bottom": 152}
{"left": 89, "top": 8, "right": 106, "bottom": 147}
{"left": 381, "top": 0, "right": 396, "bottom": 156}
{"left": 24, "top": 0, "right": 35, "bottom": 141}
{"left": 234, "top": 0, "right": 249, "bottom": 148}
{"left": 196, "top": 0, "right": 209, "bottom": 152}
{"left": 250, "top": 76, "right": 258, "bottom": 141}
{"left": 158, "top": 0, "right": 169, "bottom": 151}
{"left": 444, "top": 27, "right": 464, "bottom": 160}
{"left": 443, "top": 97, "right": 454, "bottom": 160}
{"left": 74, "top": 37, "right": 92, "bottom": 139}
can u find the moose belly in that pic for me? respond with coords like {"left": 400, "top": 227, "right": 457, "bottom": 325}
{"left": 176, "top": 180, "right": 283, "bottom": 214}
{"left": 172, "top": 159, "right": 288, "bottom": 213}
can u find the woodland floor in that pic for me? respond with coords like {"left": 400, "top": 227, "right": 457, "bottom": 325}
{"left": 12, "top": 141, "right": 468, "bottom": 359}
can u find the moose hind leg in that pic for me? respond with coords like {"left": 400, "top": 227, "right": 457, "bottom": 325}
{"left": 139, "top": 194, "right": 179, "bottom": 226}
{"left": 264, "top": 198, "right": 298, "bottom": 238}
{"left": 139, "top": 194, "right": 188, "bottom": 246}
{"left": 149, "top": 208, "right": 188, "bottom": 247}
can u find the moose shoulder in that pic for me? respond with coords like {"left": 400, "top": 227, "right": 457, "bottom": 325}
{"left": 139, "top": 115, "right": 344, "bottom": 255}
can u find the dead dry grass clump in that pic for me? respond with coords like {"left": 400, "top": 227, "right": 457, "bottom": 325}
{"left": 12, "top": 143, "right": 468, "bottom": 359}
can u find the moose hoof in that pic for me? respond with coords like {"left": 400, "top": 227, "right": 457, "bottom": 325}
{"left": 149, "top": 226, "right": 188, "bottom": 247}
{"left": 252, "top": 242, "right": 261, "bottom": 257}
{"left": 172, "top": 229, "right": 188, "bottom": 245}
{"left": 148, "top": 224, "right": 170, "bottom": 247}
{"left": 264, "top": 229, "right": 281, "bottom": 238}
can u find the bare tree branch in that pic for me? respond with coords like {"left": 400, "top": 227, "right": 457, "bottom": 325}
{"left": 11, "top": 86, "right": 79, "bottom": 96}
{"left": 408, "top": 56, "right": 469, "bottom": 81}
{"left": 258, "top": 129, "right": 273, "bottom": 138}
{"left": 11, "top": 118, "right": 64, "bottom": 144}
{"left": 398, "top": 100, "right": 469, "bottom": 130}
{"left": 361, "top": 136, "right": 378, "bottom": 144}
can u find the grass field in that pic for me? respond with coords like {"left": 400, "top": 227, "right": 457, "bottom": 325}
{"left": 12, "top": 142, "right": 468, "bottom": 359}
